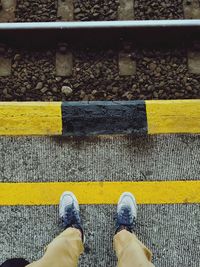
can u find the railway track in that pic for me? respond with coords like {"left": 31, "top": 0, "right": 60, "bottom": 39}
{"left": 0, "top": 1, "right": 200, "bottom": 101}
{"left": 0, "top": 1, "right": 200, "bottom": 266}
{"left": 0, "top": 20, "right": 200, "bottom": 101}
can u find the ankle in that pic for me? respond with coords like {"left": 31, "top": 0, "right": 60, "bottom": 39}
{"left": 115, "top": 225, "right": 133, "bottom": 235}
{"left": 66, "top": 224, "right": 84, "bottom": 242}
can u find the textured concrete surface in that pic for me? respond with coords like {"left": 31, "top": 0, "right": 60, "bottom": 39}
{"left": 0, "top": 205, "right": 199, "bottom": 267}
{"left": 0, "top": 134, "right": 199, "bottom": 266}
{"left": 0, "top": 135, "right": 199, "bottom": 182}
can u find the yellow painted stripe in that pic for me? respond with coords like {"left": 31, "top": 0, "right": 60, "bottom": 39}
{"left": 0, "top": 102, "right": 62, "bottom": 135}
{"left": 146, "top": 100, "right": 200, "bottom": 134}
{"left": 0, "top": 100, "right": 200, "bottom": 135}
{"left": 0, "top": 181, "right": 199, "bottom": 205}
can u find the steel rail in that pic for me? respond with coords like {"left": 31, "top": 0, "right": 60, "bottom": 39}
{"left": 0, "top": 20, "right": 200, "bottom": 47}
{"left": 0, "top": 20, "right": 200, "bottom": 29}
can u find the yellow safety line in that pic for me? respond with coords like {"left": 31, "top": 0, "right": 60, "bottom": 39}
{"left": 0, "top": 181, "right": 199, "bottom": 205}
{"left": 146, "top": 100, "right": 200, "bottom": 134}
{"left": 0, "top": 102, "right": 62, "bottom": 135}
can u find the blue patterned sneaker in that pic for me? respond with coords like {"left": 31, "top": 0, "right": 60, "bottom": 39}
{"left": 59, "top": 191, "right": 84, "bottom": 241}
{"left": 115, "top": 192, "right": 137, "bottom": 234}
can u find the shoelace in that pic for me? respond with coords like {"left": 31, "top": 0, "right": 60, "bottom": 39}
{"left": 62, "top": 205, "right": 84, "bottom": 242}
{"left": 62, "top": 205, "right": 80, "bottom": 227}
{"left": 114, "top": 206, "right": 136, "bottom": 233}
{"left": 118, "top": 206, "right": 133, "bottom": 225}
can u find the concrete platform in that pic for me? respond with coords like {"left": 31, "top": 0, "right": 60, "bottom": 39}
{"left": 0, "top": 134, "right": 199, "bottom": 266}
{"left": 0, "top": 135, "right": 199, "bottom": 182}
{"left": 0, "top": 204, "right": 199, "bottom": 266}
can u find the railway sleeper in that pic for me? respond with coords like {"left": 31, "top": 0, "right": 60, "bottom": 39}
{"left": 56, "top": 43, "right": 73, "bottom": 77}
{"left": 57, "top": 0, "right": 74, "bottom": 21}
{"left": 118, "top": 0, "right": 136, "bottom": 76}
{"left": 183, "top": 0, "right": 200, "bottom": 19}
{"left": 56, "top": 0, "right": 74, "bottom": 77}
{"left": 188, "top": 41, "right": 200, "bottom": 73}
{"left": 0, "top": 43, "right": 11, "bottom": 76}
{"left": 0, "top": 0, "right": 16, "bottom": 22}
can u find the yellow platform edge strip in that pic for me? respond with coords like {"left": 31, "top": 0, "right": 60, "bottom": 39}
{"left": 0, "top": 181, "right": 199, "bottom": 205}
{"left": 146, "top": 100, "right": 200, "bottom": 134}
{"left": 0, "top": 102, "right": 62, "bottom": 135}
{"left": 0, "top": 100, "right": 200, "bottom": 135}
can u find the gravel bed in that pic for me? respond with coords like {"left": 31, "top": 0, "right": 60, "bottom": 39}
{"left": 13, "top": 0, "right": 187, "bottom": 22}
{"left": 74, "top": 0, "right": 119, "bottom": 21}
{"left": 0, "top": 47, "right": 199, "bottom": 101}
{"left": 14, "top": 0, "right": 119, "bottom": 22}
{"left": 15, "top": 0, "right": 57, "bottom": 22}
{"left": 134, "top": 0, "right": 184, "bottom": 20}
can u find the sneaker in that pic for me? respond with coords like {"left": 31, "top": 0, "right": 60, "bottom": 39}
{"left": 59, "top": 191, "right": 84, "bottom": 241}
{"left": 115, "top": 192, "right": 137, "bottom": 234}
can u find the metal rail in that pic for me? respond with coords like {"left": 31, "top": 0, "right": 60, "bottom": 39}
{"left": 1, "top": 20, "right": 200, "bottom": 29}
{"left": 0, "top": 20, "right": 200, "bottom": 47}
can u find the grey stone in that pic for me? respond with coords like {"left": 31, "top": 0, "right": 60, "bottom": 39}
{"left": 35, "top": 82, "right": 43, "bottom": 90}
{"left": 14, "top": 54, "right": 21, "bottom": 61}
{"left": 61, "top": 86, "right": 73, "bottom": 96}
{"left": 41, "top": 87, "right": 48, "bottom": 93}
{"left": 149, "top": 63, "right": 156, "bottom": 71}
{"left": 74, "top": 8, "right": 81, "bottom": 14}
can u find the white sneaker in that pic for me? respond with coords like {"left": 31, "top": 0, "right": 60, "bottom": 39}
{"left": 115, "top": 192, "right": 137, "bottom": 233}
{"left": 59, "top": 191, "right": 79, "bottom": 219}
{"left": 59, "top": 191, "right": 84, "bottom": 241}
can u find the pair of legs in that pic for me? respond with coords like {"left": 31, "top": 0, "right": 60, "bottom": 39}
{"left": 26, "top": 192, "right": 155, "bottom": 267}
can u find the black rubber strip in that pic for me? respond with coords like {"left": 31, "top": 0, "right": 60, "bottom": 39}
{"left": 61, "top": 101, "right": 147, "bottom": 136}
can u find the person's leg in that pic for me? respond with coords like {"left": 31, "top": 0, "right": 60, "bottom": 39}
{"left": 113, "top": 192, "right": 155, "bottom": 267}
{"left": 26, "top": 192, "right": 84, "bottom": 267}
